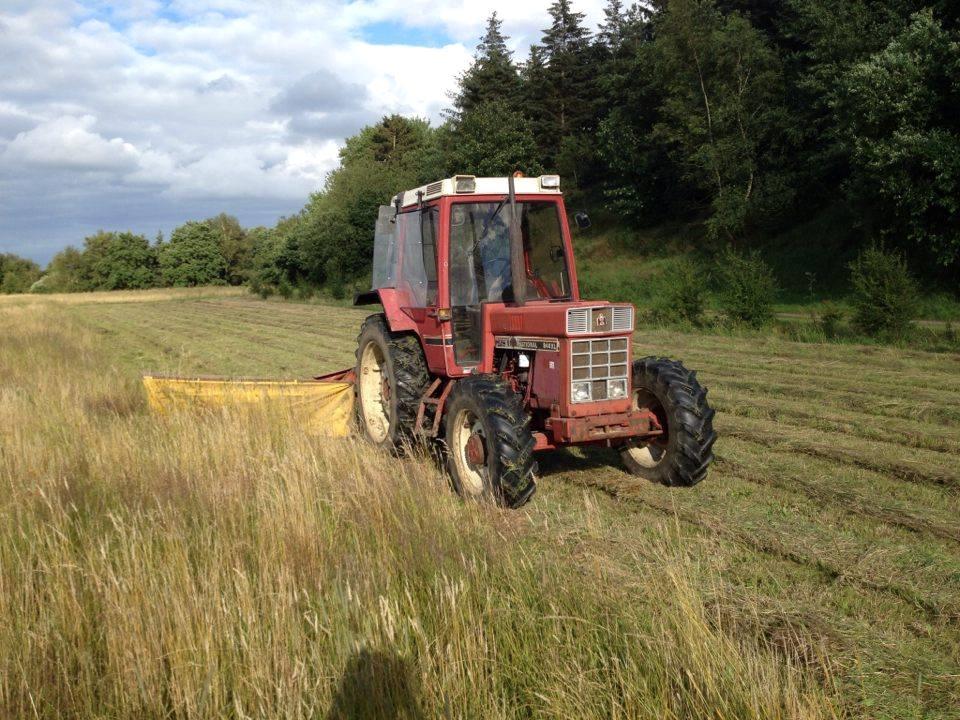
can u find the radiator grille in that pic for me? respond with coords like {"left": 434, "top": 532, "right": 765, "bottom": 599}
{"left": 612, "top": 306, "right": 634, "bottom": 332}
{"left": 567, "top": 306, "right": 634, "bottom": 334}
{"left": 566, "top": 308, "right": 590, "bottom": 334}
{"left": 571, "top": 338, "right": 630, "bottom": 402}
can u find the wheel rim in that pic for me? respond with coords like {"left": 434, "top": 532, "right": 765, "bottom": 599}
{"left": 359, "top": 341, "right": 390, "bottom": 443}
{"left": 624, "top": 387, "right": 669, "bottom": 469}
{"left": 451, "top": 408, "right": 487, "bottom": 497}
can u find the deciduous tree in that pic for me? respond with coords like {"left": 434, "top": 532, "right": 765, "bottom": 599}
{"left": 159, "top": 222, "right": 227, "bottom": 287}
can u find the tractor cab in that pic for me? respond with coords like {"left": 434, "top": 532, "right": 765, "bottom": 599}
{"left": 360, "top": 175, "right": 585, "bottom": 373}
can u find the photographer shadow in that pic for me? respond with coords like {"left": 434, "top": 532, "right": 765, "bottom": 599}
{"left": 326, "top": 648, "right": 425, "bottom": 720}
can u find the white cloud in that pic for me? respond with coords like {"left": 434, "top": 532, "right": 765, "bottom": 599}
{"left": 0, "top": 0, "right": 609, "bottom": 264}
{"left": 3, "top": 115, "right": 140, "bottom": 171}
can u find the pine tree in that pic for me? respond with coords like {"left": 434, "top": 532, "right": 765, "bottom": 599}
{"left": 449, "top": 12, "right": 521, "bottom": 121}
{"left": 598, "top": 0, "right": 627, "bottom": 49}
{"left": 368, "top": 115, "right": 423, "bottom": 164}
{"left": 519, "top": 44, "right": 553, "bottom": 161}
{"left": 534, "top": 0, "right": 598, "bottom": 171}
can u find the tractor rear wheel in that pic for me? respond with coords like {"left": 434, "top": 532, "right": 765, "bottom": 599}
{"left": 621, "top": 357, "right": 716, "bottom": 487}
{"left": 444, "top": 377, "right": 536, "bottom": 509}
{"left": 355, "top": 314, "right": 430, "bottom": 449}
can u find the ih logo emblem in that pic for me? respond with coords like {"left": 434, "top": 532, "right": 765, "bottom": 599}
{"left": 594, "top": 310, "right": 609, "bottom": 329}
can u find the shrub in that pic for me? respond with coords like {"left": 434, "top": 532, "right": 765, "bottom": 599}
{"left": 714, "top": 247, "right": 777, "bottom": 328}
{"left": 815, "top": 302, "right": 845, "bottom": 339}
{"left": 848, "top": 245, "right": 919, "bottom": 339}
{"left": 655, "top": 259, "right": 708, "bottom": 325}
{"left": 325, "top": 257, "right": 346, "bottom": 301}
{"left": 295, "top": 281, "right": 315, "bottom": 301}
{"left": 277, "top": 279, "right": 294, "bottom": 300}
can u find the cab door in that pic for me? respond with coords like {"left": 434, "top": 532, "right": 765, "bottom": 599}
{"left": 394, "top": 203, "right": 447, "bottom": 375}
{"left": 446, "top": 200, "right": 495, "bottom": 370}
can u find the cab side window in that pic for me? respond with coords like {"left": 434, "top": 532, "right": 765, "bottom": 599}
{"left": 397, "top": 206, "right": 439, "bottom": 307}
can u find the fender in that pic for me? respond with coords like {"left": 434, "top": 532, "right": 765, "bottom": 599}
{"left": 352, "top": 288, "right": 418, "bottom": 334}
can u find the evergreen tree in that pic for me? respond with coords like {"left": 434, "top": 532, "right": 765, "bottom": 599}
{"left": 368, "top": 115, "right": 423, "bottom": 164}
{"left": 541, "top": 0, "right": 594, "bottom": 134}
{"left": 598, "top": 0, "right": 628, "bottom": 49}
{"left": 528, "top": 0, "right": 598, "bottom": 178}
{"left": 449, "top": 12, "right": 521, "bottom": 120}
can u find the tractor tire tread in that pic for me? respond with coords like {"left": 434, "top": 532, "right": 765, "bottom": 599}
{"left": 355, "top": 314, "right": 431, "bottom": 448}
{"left": 445, "top": 376, "right": 536, "bottom": 509}
{"left": 624, "top": 356, "right": 716, "bottom": 487}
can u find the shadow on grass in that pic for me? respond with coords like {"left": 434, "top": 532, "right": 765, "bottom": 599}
{"left": 327, "top": 648, "right": 425, "bottom": 720}
{"left": 535, "top": 447, "right": 622, "bottom": 478}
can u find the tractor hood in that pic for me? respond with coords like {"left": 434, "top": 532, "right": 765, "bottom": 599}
{"left": 487, "top": 301, "right": 636, "bottom": 338}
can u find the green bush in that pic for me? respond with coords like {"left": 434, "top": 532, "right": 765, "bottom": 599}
{"left": 848, "top": 245, "right": 919, "bottom": 339}
{"left": 0, "top": 253, "right": 42, "bottom": 294}
{"left": 714, "top": 247, "right": 777, "bottom": 328}
{"left": 295, "top": 281, "right": 315, "bottom": 301}
{"left": 655, "top": 259, "right": 707, "bottom": 325}
{"left": 815, "top": 302, "right": 845, "bottom": 339}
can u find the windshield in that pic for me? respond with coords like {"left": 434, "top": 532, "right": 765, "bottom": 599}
{"left": 448, "top": 200, "right": 570, "bottom": 305}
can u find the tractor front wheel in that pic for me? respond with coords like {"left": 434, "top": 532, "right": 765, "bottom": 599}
{"left": 621, "top": 357, "right": 716, "bottom": 487}
{"left": 355, "top": 314, "right": 430, "bottom": 449}
{"left": 444, "top": 377, "right": 536, "bottom": 509}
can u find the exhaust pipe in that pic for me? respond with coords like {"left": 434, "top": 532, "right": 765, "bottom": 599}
{"left": 508, "top": 174, "right": 526, "bottom": 306}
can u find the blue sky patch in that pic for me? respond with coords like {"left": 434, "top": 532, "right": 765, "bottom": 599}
{"left": 359, "top": 21, "right": 453, "bottom": 48}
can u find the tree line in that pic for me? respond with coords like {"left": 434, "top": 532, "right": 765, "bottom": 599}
{"left": 250, "top": 0, "right": 960, "bottom": 295}
{"left": 4, "top": 0, "right": 958, "bottom": 296}
{"left": 2, "top": 215, "right": 263, "bottom": 294}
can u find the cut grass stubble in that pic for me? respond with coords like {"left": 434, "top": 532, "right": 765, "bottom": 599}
{"left": 0, "top": 303, "right": 837, "bottom": 718}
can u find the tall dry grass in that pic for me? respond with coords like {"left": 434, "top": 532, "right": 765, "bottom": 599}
{"left": 0, "top": 302, "right": 839, "bottom": 718}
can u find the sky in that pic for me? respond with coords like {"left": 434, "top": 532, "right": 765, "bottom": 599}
{"left": 0, "top": 0, "right": 609, "bottom": 266}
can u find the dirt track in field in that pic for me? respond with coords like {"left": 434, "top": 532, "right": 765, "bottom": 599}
{"left": 70, "top": 293, "right": 960, "bottom": 717}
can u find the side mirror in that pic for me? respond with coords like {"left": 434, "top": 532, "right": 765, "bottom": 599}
{"left": 574, "top": 212, "right": 592, "bottom": 230}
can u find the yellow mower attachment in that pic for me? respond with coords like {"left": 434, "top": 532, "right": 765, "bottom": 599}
{"left": 142, "top": 370, "right": 356, "bottom": 437}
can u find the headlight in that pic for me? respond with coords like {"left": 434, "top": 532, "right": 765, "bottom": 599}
{"left": 571, "top": 381, "right": 591, "bottom": 403}
{"left": 608, "top": 379, "right": 628, "bottom": 399}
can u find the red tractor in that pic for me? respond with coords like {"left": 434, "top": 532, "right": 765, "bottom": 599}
{"left": 353, "top": 174, "right": 716, "bottom": 507}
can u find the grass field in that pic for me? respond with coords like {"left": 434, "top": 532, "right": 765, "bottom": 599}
{"left": 2, "top": 288, "right": 958, "bottom": 718}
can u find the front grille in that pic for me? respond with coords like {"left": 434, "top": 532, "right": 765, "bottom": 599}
{"left": 571, "top": 337, "right": 630, "bottom": 402}
{"left": 567, "top": 306, "right": 634, "bottom": 334}
{"left": 612, "top": 306, "right": 634, "bottom": 332}
{"left": 567, "top": 308, "right": 590, "bottom": 334}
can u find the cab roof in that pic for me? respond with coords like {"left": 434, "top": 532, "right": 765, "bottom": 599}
{"left": 397, "top": 175, "right": 562, "bottom": 209}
